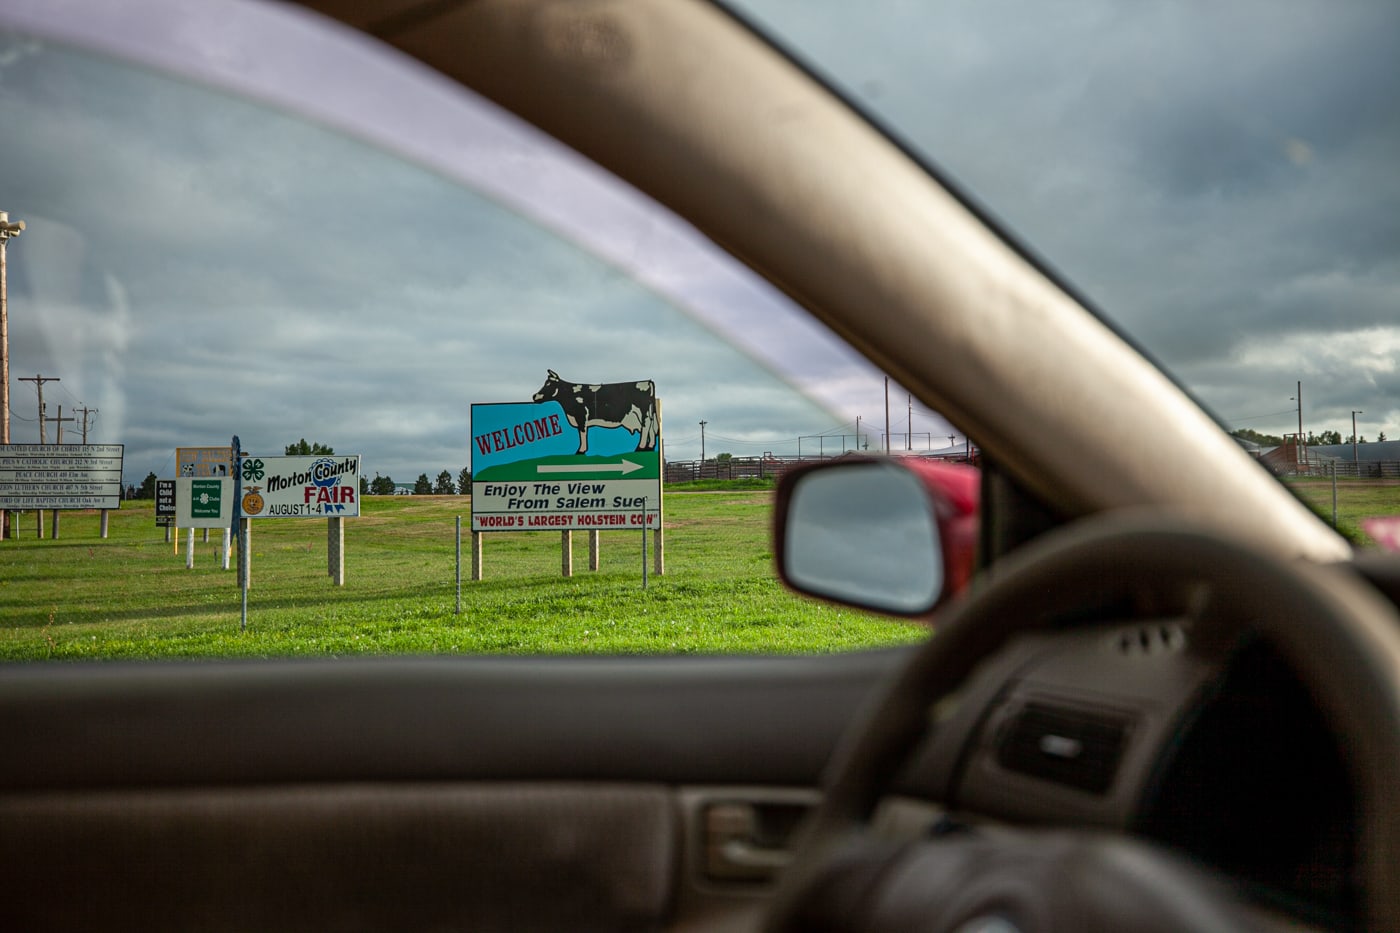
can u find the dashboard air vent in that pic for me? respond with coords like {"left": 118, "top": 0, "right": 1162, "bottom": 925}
{"left": 996, "top": 703, "right": 1131, "bottom": 794}
{"left": 1113, "top": 623, "right": 1186, "bottom": 657}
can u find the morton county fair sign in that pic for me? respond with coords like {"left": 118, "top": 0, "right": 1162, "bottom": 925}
{"left": 471, "top": 373, "right": 661, "bottom": 533}
{"left": 236, "top": 455, "right": 361, "bottom": 518}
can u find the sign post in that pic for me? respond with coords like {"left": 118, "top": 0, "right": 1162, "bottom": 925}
{"left": 155, "top": 479, "right": 176, "bottom": 536}
{"left": 237, "top": 454, "right": 361, "bottom": 585}
{"left": 0, "top": 444, "right": 124, "bottom": 541}
{"left": 470, "top": 375, "right": 662, "bottom": 581}
{"left": 175, "top": 477, "right": 234, "bottom": 570}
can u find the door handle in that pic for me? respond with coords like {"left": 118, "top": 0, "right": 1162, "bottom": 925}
{"left": 703, "top": 800, "right": 808, "bottom": 882}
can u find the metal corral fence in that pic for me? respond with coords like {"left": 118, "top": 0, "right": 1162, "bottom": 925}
{"left": 665, "top": 456, "right": 799, "bottom": 483}
{"left": 664, "top": 452, "right": 978, "bottom": 484}
{"left": 1282, "top": 460, "right": 1400, "bottom": 479}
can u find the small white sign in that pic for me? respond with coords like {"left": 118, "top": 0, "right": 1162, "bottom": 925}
{"left": 175, "top": 477, "right": 234, "bottom": 529}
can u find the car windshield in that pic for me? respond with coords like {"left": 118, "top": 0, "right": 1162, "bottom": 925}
{"left": 1, "top": 0, "right": 1394, "bottom": 661}
{"left": 732, "top": 0, "right": 1400, "bottom": 523}
{"left": 0, "top": 0, "right": 946, "bottom": 660}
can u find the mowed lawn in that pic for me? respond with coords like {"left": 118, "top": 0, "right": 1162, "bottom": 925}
{"left": 0, "top": 490, "right": 927, "bottom": 661}
{"left": 1285, "top": 477, "right": 1400, "bottom": 546}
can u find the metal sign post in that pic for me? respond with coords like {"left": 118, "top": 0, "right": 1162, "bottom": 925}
{"left": 232, "top": 435, "right": 247, "bottom": 632}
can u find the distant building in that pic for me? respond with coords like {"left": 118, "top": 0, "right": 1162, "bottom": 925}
{"left": 1309, "top": 440, "right": 1400, "bottom": 463}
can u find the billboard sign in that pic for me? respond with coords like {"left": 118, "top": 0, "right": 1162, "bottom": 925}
{"left": 156, "top": 479, "right": 176, "bottom": 527}
{"left": 0, "top": 444, "right": 124, "bottom": 510}
{"left": 471, "top": 373, "right": 661, "bottom": 532}
{"left": 175, "top": 477, "right": 234, "bottom": 529}
{"left": 236, "top": 454, "right": 361, "bottom": 518}
{"left": 176, "top": 446, "right": 233, "bottom": 478}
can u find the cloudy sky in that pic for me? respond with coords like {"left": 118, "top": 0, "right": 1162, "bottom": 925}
{"left": 0, "top": 0, "right": 1396, "bottom": 485}
{"left": 735, "top": 0, "right": 1400, "bottom": 443}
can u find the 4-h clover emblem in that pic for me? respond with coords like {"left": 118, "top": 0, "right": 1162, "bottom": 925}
{"left": 241, "top": 458, "right": 265, "bottom": 482}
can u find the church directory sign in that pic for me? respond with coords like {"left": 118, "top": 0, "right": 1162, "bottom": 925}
{"left": 235, "top": 454, "right": 361, "bottom": 518}
{"left": 471, "top": 372, "right": 661, "bottom": 532}
{"left": 0, "top": 444, "right": 124, "bottom": 510}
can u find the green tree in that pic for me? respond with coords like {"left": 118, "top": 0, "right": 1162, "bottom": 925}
{"left": 433, "top": 470, "right": 455, "bottom": 494}
{"left": 716, "top": 452, "right": 733, "bottom": 462}
{"left": 137, "top": 471, "right": 158, "bottom": 499}
{"left": 285, "top": 438, "right": 334, "bottom": 455}
{"left": 1230, "top": 429, "right": 1284, "bottom": 447}
{"left": 457, "top": 466, "right": 472, "bottom": 494}
{"left": 413, "top": 473, "right": 433, "bottom": 495}
{"left": 370, "top": 473, "right": 396, "bottom": 496}
{"left": 360, "top": 476, "right": 369, "bottom": 495}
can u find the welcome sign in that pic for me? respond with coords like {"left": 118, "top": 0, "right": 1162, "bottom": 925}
{"left": 471, "top": 373, "right": 661, "bottom": 532}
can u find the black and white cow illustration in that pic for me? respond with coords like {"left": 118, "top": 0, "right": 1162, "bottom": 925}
{"left": 532, "top": 370, "right": 658, "bottom": 455}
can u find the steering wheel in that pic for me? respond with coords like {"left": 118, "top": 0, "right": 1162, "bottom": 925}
{"left": 765, "top": 512, "right": 1400, "bottom": 932}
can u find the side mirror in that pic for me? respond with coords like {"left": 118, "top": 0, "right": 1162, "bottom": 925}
{"left": 773, "top": 457, "right": 978, "bottom": 616}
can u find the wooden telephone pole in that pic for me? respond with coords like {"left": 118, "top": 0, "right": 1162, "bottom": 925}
{"left": 0, "top": 211, "right": 25, "bottom": 539}
{"left": 18, "top": 374, "right": 59, "bottom": 538}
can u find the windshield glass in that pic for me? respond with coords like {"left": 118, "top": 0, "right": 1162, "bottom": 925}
{"left": 733, "top": 0, "right": 1400, "bottom": 527}
{"left": 0, "top": 3, "right": 943, "bottom": 659}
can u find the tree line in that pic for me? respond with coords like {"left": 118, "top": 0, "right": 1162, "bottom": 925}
{"left": 1231, "top": 428, "right": 1388, "bottom": 447}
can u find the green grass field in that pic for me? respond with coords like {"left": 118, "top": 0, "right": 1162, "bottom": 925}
{"left": 1285, "top": 477, "right": 1400, "bottom": 546}
{"left": 0, "top": 490, "right": 926, "bottom": 661}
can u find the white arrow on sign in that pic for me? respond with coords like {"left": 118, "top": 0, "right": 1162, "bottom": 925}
{"left": 537, "top": 459, "right": 644, "bottom": 476}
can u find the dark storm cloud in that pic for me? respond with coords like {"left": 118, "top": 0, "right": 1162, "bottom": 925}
{"left": 8, "top": 0, "right": 1391, "bottom": 475}
{"left": 735, "top": 0, "right": 1399, "bottom": 439}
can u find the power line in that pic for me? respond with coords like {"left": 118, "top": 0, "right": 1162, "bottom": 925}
{"left": 1226, "top": 407, "right": 1299, "bottom": 426}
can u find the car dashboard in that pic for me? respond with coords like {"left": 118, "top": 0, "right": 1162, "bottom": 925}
{"left": 894, "top": 617, "right": 1358, "bottom": 930}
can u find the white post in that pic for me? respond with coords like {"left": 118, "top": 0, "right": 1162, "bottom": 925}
{"left": 222, "top": 527, "right": 231, "bottom": 570}
{"left": 561, "top": 529, "right": 573, "bottom": 577}
{"left": 186, "top": 527, "right": 195, "bottom": 570}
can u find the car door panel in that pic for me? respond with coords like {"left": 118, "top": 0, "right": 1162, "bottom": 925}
{"left": 0, "top": 650, "right": 909, "bottom": 930}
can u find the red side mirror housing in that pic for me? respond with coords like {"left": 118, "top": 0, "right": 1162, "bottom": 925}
{"left": 773, "top": 456, "right": 979, "bottom": 616}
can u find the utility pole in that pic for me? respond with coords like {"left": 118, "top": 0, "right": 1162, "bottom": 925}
{"left": 884, "top": 377, "right": 890, "bottom": 454}
{"left": 907, "top": 395, "right": 912, "bottom": 451}
{"left": 76, "top": 406, "right": 97, "bottom": 443}
{"left": 51, "top": 404, "right": 74, "bottom": 443}
{"left": 1294, "top": 381, "right": 1303, "bottom": 440}
{"left": 698, "top": 420, "right": 707, "bottom": 463}
{"left": 18, "top": 374, "right": 58, "bottom": 538}
{"left": 1290, "top": 381, "right": 1305, "bottom": 470}
{"left": 76, "top": 404, "right": 107, "bottom": 538}
{"left": 1, "top": 211, "right": 25, "bottom": 540}
{"left": 50, "top": 405, "right": 74, "bottom": 539}
{"left": 855, "top": 415, "right": 861, "bottom": 452}
{"left": 1353, "top": 410, "right": 1364, "bottom": 465}
{"left": 20, "top": 374, "right": 58, "bottom": 443}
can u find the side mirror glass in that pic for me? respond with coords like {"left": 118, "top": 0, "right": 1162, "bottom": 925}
{"left": 777, "top": 460, "right": 945, "bottom": 615}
